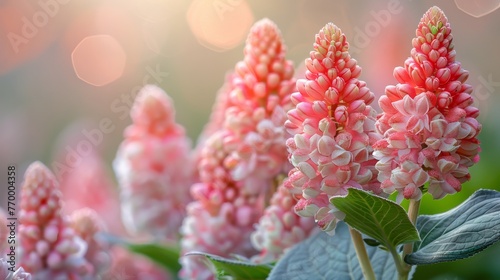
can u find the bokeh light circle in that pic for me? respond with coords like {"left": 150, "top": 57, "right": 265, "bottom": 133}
{"left": 187, "top": 0, "right": 254, "bottom": 52}
{"left": 71, "top": 34, "right": 127, "bottom": 87}
{"left": 454, "top": 0, "right": 500, "bottom": 17}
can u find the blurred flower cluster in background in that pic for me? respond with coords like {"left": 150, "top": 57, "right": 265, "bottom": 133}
{"left": 1, "top": 0, "right": 500, "bottom": 279}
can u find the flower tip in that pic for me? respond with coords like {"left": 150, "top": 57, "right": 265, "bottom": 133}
{"left": 323, "top": 22, "right": 340, "bottom": 33}
{"left": 129, "top": 84, "right": 180, "bottom": 134}
{"left": 319, "top": 22, "right": 341, "bottom": 39}
{"left": 314, "top": 22, "right": 347, "bottom": 54}
{"left": 25, "top": 160, "right": 49, "bottom": 174}
{"left": 132, "top": 84, "right": 173, "bottom": 117}
{"left": 71, "top": 208, "right": 106, "bottom": 239}
{"left": 253, "top": 17, "right": 275, "bottom": 27}
{"left": 248, "top": 18, "right": 281, "bottom": 43}
{"left": 23, "top": 161, "right": 57, "bottom": 190}
{"left": 428, "top": 6, "right": 445, "bottom": 17}
{"left": 252, "top": 18, "right": 279, "bottom": 31}
{"left": 422, "top": 6, "right": 448, "bottom": 29}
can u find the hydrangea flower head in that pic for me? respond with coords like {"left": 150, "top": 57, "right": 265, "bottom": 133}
{"left": 374, "top": 6, "right": 481, "bottom": 200}
{"left": 114, "top": 84, "right": 195, "bottom": 240}
{"left": 19, "top": 161, "right": 91, "bottom": 279}
{"left": 285, "top": 23, "right": 380, "bottom": 233}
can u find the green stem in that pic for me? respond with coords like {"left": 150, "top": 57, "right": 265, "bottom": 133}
{"left": 349, "top": 227, "right": 376, "bottom": 280}
{"left": 400, "top": 198, "right": 421, "bottom": 279}
{"left": 402, "top": 199, "right": 421, "bottom": 261}
{"left": 389, "top": 247, "right": 408, "bottom": 280}
{"left": 387, "top": 199, "right": 421, "bottom": 280}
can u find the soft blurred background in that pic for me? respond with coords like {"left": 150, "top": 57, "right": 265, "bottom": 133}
{"left": 1, "top": 0, "right": 499, "bottom": 279}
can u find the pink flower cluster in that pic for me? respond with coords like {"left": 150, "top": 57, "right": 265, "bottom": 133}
{"left": 374, "top": 6, "right": 481, "bottom": 200}
{"left": 14, "top": 149, "right": 170, "bottom": 278}
{"left": 284, "top": 23, "right": 381, "bottom": 233}
{"left": 10, "top": 6, "right": 483, "bottom": 280}
{"left": 70, "top": 208, "right": 110, "bottom": 275}
{"left": 18, "top": 162, "right": 101, "bottom": 279}
{"left": 181, "top": 130, "right": 261, "bottom": 279}
{"left": 219, "top": 17, "right": 296, "bottom": 191}
{"left": 113, "top": 85, "right": 195, "bottom": 240}
{"left": 251, "top": 181, "right": 317, "bottom": 263}
{"left": 180, "top": 18, "right": 311, "bottom": 278}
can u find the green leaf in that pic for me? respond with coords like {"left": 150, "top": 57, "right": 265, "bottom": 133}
{"left": 98, "top": 233, "right": 181, "bottom": 275}
{"left": 363, "top": 238, "right": 381, "bottom": 247}
{"left": 185, "top": 252, "right": 273, "bottom": 280}
{"left": 406, "top": 189, "right": 500, "bottom": 265}
{"left": 268, "top": 222, "right": 415, "bottom": 280}
{"left": 331, "top": 188, "right": 420, "bottom": 252}
{"left": 127, "top": 243, "right": 181, "bottom": 275}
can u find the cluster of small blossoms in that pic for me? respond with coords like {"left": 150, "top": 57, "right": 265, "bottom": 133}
{"left": 180, "top": 18, "right": 301, "bottom": 279}
{"left": 70, "top": 208, "right": 110, "bottom": 276}
{"left": 285, "top": 23, "right": 381, "bottom": 233}
{"left": 221, "top": 17, "right": 296, "bottom": 189}
{"left": 18, "top": 162, "right": 93, "bottom": 279}
{"left": 213, "top": 18, "right": 296, "bottom": 194}
{"left": 9, "top": 6, "right": 485, "bottom": 280}
{"left": 251, "top": 181, "right": 317, "bottom": 263}
{"left": 113, "top": 84, "right": 195, "bottom": 240}
{"left": 374, "top": 6, "right": 481, "bottom": 200}
{"left": 182, "top": 130, "right": 260, "bottom": 269}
